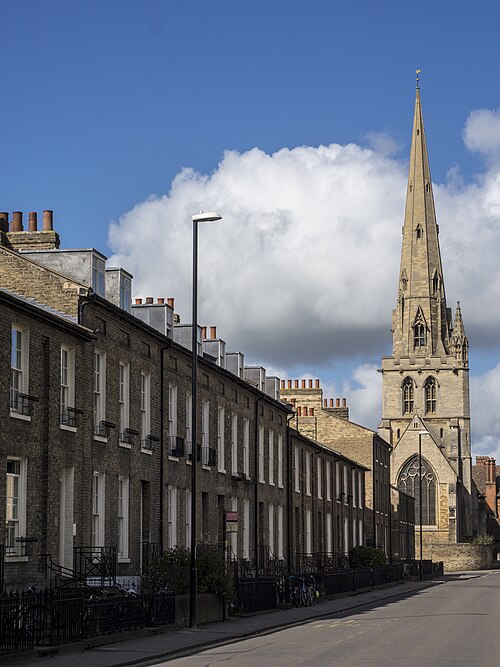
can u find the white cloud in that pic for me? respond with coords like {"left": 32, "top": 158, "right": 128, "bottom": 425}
{"left": 463, "top": 108, "right": 500, "bottom": 158}
{"left": 471, "top": 363, "right": 500, "bottom": 460}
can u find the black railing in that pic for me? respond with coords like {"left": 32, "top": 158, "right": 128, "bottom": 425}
{"left": 120, "top": 428, "right": 139, "bottom": 445}
{"left": 60, "top": 407, "right": 83, "bottom": 428}
{"left": 9, "top": 391, "right": 38, "bottom": 416}
{"left": 201, "top": 446, "right": 217, "bottom": 466}
{"left": 168, "top": 435, "right": 185, "bottom": 457}
{"left": 73, "top": 546, "right": 117, "bottom": 587}
{"left": 141, "top": 541, "right": 162, "bottom": 576}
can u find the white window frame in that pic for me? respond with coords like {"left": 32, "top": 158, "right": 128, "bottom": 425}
{"left": 258, "top": 426, "right": 265, "bottom": 483}
{"left": 217, "top": 406, "right": 226, "bottom": 472}
{"left": 306, "top": 452, "right": 312, "bottom": 496}
{"left": 359, "top": 518, "right": 364, "bottom": 546}
{"left": 118, "top": 362, "right": 130, "bottom": 441}
{"left": 317, "top": 459, "right": 322, "bottom": 499}
{"left": 343, "top": 465, "right": 348, "bottom": 504}
{"left": 117, "top": 476, "right": 129, "bottom": 561}
{"left": 231, "top": 414, "right": 238, "bottom": 474}
{"left": 92, "top": 472, "right": 105, "bottom": 547}
{"left": 10, "top": 325, "right": 29, "bottom": 416}
{"left": 326, "top": 512, "right": 333, "bottom": 555}
{"left": 93, "top": 351, "right": 106, "bottom": 437}
{"left": 186, "top": 393, "right": 192, "bottom": 456}
{"left": 92, "top": 254, "right": 106, "bottom": 296}
{"left": 185, "top": 488, "right": 192, "bottom": 548}
{"left": 305, "top": 509, "right": 312, "bottom": 555}
{"left": 243, "top": 499, "right": 250, "bottom": 559}
{"left": 167, "top": 485, "right": 177, "bottom": 549}
{"left": 119, "top": 274, "right": 132, "bottom": 313}
{"left": 202, "top": 400, "right": 209, "bottom": 448}
{"left": 358, "top": 472, "right": 363, "bottom": 508}
{"left": 168, "top": 384, "right": 177, "bottom": 437}
{"left": 5, "top": 458, "right": 27, "bottom": 558}
{"left": 326, "top": 461, "right": 332, "bottom": 501}
{"left": 140, "top": 371, "right": 151, "bottom": 444}
{"left": 277, "top": 434, "right": 283, "bottom": 488}
{"left": 230, "top": 497, "right": 238, "bottom": 558}
{"left": 335, "top": 461, "right": 340, "bottom": 501}
{"left": 60, "top": 346, "right": 75, "bottom": 428}
{"left": 294, "top": 446, "right": 300, "bottom": 493}
{"left": 243, "top": 418, "right": 250, "bottom": 476}
{"left": 352, "top": 469, "right": 357, "bottom": 507}
{"left": 268, "top": 504, "right": 274, "bottom": 554}
{"left": 277, "top": 505, "right": 284, "bottom": 559}
{"left": 268, "top": 430, "right": 274, "bottom": 486}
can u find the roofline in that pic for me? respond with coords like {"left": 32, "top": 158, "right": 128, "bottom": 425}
{"left": 289, "top": 428, "right": 370, "bottom": 471}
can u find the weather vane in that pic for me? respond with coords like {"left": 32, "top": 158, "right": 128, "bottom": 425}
{"left": 416, "top": 69, "right": 421, "bottom": 88}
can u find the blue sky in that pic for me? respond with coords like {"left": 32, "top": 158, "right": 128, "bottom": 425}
{"left": 2, "top": 1, "right": 500, "bottom": 454}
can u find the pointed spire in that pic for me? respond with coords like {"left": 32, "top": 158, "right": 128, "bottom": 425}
{"left": 451, "top": 301, "right": 469, "bottom": 365}
{"left": 392, "top": 84, "right": 452, "bottom": 358}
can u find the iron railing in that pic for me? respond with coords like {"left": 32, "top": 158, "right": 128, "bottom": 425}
{"left": 73, "top": 546, "right": 117, "bottom": 587}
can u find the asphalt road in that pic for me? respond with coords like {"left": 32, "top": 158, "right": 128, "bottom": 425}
{"left": 161, "top": 572, "right": 500, "bottom": 666}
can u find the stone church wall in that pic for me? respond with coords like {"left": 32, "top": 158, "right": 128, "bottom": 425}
{"left": 428, "top": 543, "right": 493, "bottom": 571}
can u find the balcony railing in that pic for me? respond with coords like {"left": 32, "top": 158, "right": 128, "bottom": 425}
{"left": 60, "top": 406, "right": 83, "bottom": 428}
{"left": 94, "top": 420, "right": 116, "bottom": 438}
{"left": 73, "top": 546, "right": 117, "bottom": 587}
{"left": 120, "top": 427, "right": 139, "bottom": 445}
{"left": 168, "top": 435, "right": 185, "bottom": 457}
{"left": 201, "top": 446, "right": 217, "bottom": 467}
{"left": 141, "top": 434, "right": 159, "bottom": 451}
{"left": 9, "top": 390, "right": 38, "bottom": 416}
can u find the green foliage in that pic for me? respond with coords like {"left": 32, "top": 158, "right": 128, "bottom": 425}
{"left": 470, "top": 534, "right": 494, "bottom": 545}
{"left": 144, "top": 545, "right": 234, "bottom": 600}
{"left": 349, "top": 545, "right": 387, "bottom": 567}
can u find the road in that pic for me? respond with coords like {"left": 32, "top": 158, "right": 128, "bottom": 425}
{"left": 159, "top": 572, "right": 500, "bottom": 666}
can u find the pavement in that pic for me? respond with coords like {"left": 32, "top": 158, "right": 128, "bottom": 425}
{"left": 7, "top": 578, "right": 448, "bottom": 667}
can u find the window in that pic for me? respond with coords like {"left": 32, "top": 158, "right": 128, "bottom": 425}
{"left": 317, "top": 459, "right": 322, "bottom": 499}
{"left": 5, "top": 459, "right": 27, "bottom": 556}
{"left": 168, "top": 384, "right": 177, "bottom": 437}
{"left": 185, "top": 489, "right": 192, "bottom": 548}
{"left": 343, "top": 517, "right": 349, "bottom": 555}
{"left": 294, "top": 447, "right": 300, "bottom": 493}
{"left": 243, "top": 499, "right": 250, "bottom": 559}
{"left": 117, "top": 476, "right": 129, "bottom": 560}
{"left": 92, "top": 254, "right": 105, "bottom": 296}
{"left": 352, "top": 469, "right": 356, "bottom": 507}
{"left": 167, "top": 486, "right": 177, "bottom": 548}
{"left": 326, "top": 513, "right": 333, "bottom": 554}
{"left": 335, "top": 461, "right": 340, "bottom": 500}
{"left": 277, "top": 505, "right": 284, "bottom": 559}
{"left": 93, "top": 351, "right": 106, "bottom": 434}
{"left": 268, "top": 504, "right": 274, "bottom": 554}
{"left": 10, "top": 326, "right": 29, "bottom": 413}
{"left": 398, "top": 456, "right": 436, "bottom": 525}
{"left": 343, "top": 465, "right": 348, "bottom": 504}
{"left": 268, "top": 431, "right": 274, "bottom": 486}
{"left": 140, "top": 372, "right": 151, "bottom": 443}
{"left": 402, "top": 378, "right": 414, "bottom": 414}
{"left": 277, "top": 435, "right": 283, "bottom": 488}
{"left": 229, "top": 498, "right": 238, "bottom": 558}
{"left": 414, "top": 323, "right": 426, "bottom": 348}
{"left": 306, "top": 452, "right": 312, "bottom": 496}
{"left": 358, "top": 472, "right": 363, "bottom": 508}
{"left": 258, "top": 426, "right": 265, "bottom": 483}
{"left": 243, "top": 418, "right": 250, "bottom": 476}
{"left": 231, "top": 414, "right": 238, "bottom": 474}
{"left": 186, "top": 393, "right": 192, "bottom": 453}
{"left": 92, "top": 472, "right": 105, "bottom": 547}
{"left": 305, "top": 510, "right": 312, "bottom": 555}
{"left": 425, "top": 377, "right": 437, "bottom": 414}
{"left": 60, "top": 347, "right": 75, "bottom": 426}
{"left": 217, "top": 407, "right": 225, "bottom": 472}
{"left": 326, "top": 461, "right": 331, "bottom": 501}
{"left": 118, "top": 362, "right": 130, "bottom": 439}
{"left": 120, "top": 274, "right": 132, "bottom": 312}
{"left": 202, "top": 401, "right": 209, "bottom": 448}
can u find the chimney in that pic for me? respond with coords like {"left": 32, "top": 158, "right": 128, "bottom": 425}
{"left": 301, "top": 379, "right": 306, "bottom": 389}
{"left": 167, "top": 297, "right": 175, "bottom": 308}
{"left": 157, "top": 297, "right": 165, "bottom": 304}
{"left": 281, "top": 380, "right": 286, "bottom": 389}
{"left": 304, "top": 407, "right": 308, "bottom": 416}
{"left": 287, "top": 380, "right": 292, "bottom": 389}
{"left": 324, "top": 399, "right": 327, "bottom": 408}
{"left": 0, "top": 212, "right": 8, "bottom": 233}
{"left": 342, "top": 398, "right": 347, "bottom": 407}
{"left": 145, "top": 297, "right": 154, "bottom": 304}
{"left": 297, "top": 406, "right": 302, "bottom": 416}
{"left": 28, "top": 211, "right": 37, "bottom": 232}
{"left": 201, "top": 326, "right": 207, "bottom": 339}
{"left": 336, "top": 398, "right": 340, "bottom": 407}
{"left": 310, "top": 407, "right": 314, "bottom": 416}
{"left": 11, "top": 211, "right": 23, "bottom": 232}
{"left": 308, "top": 379, "right": 313, "bottom": 388}
{"left": 42, "top": 210, "right": 53, "bottom": 231}
{"left": 294, "top": 380, "right": 299, "bottom": 389}
{"left": 315, "top": 379, "right": 320, "bottom": 388}
{"left": 330, "top": 398, "right": 334, "bottom": 408}
{"left": 135, "top": 298, "right": 143, "bottom": 305}
{"left": 210, "top": 326, "right": 217, "bottom": 339}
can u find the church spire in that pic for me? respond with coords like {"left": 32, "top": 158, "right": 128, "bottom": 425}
{"left": 392, "top": 84, "right": 452, "bottom": 358}
{"left": 451, "top": 301, "right": 469, "bottom": 365}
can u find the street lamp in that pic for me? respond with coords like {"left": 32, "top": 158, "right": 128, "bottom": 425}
{"left": 418, "top": 430, "right": 429, "bottom": 581}
{"left": 190, "top": 211, "right": 222, "bottom": 629}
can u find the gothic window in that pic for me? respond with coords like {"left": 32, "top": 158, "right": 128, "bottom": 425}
{"left": 414, "top": 323, "right": 426, "bottom": 347}
{"left": 432, "top": 271, "right": 440, "bottom": 293}
{"left": 424, "top": 377, "right": 437, "bottom": 414}
{"left": 402, "top": 378, "right": 414, "bottom": 414}
{"left": 398, "top": 456, "right": 436, "bottom": 525}
{"left": 416, "top": 226, "right": 422, "bottom": 239}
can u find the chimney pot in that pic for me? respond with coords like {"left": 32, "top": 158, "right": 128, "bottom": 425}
{"left": 157, "top": 297, "right": 165, "bottom": 304}
{"left": 28, "top": 211, "right": 37, "bottom": 232}
{"left": 308, "top": 379, "right": 313, "bottom": 388}
{"left": 201, "top": 326, "right": 207, "bottom": 339}
{"left": 210, "top": 325, "right": 217, "bottom": 339}
{"left": 301, "top": 379, "right": 306, "bottom": 389}
{"left": 330, "top": 398, "right": 334, "bottom": 408}
{"left": 135, "top": 298, "right": 142, "bottom": 305}
{"left": 0, "top": 212, "right": 8, "bottom": 233}
{"left": 304, "top": 407, "right": 308, "bottom": 416}
{"left": 11, "top": 211, "right": 23, "bottom": 232}
{"left": 167, "top": 297, "right": 175, "bottom": 309}
{"left": 281, "top": 380, "right": 285, "bottom": 389}
{"left": 294, "top": 380, "right": 299, "bottom": 389}
{"left": 297, "top": 406, "right": 302, "bottom": 416}
{"left": 315, "top": 379, "right": 320, "bottom": 388}
{"left": 42, "top": 210, "right": 53, "bottom": 231}
{"left": 324, "top": 399, "right": 327, "bottom": 408}
{"left": 336, "top": 398, "right": 340, "bottom": 407}
{"left": 145, "top": 297, "right": 153, "bottom": 304}
{"left": 287, "top": 380, "right": 292, "bottom": 389}
{"left": 342, "top": 398, "right": 347, "bottom": 407}
{"left": 310, "top": 407, "right": 314, "bottom": 416}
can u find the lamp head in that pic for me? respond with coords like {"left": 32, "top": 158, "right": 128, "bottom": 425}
{"left": 192, "top": 211, "right": 222, "bottom": 224}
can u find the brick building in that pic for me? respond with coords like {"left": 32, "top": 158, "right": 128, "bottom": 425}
{"left": 0, "top": 211, "right": 367, "bottom": 589}
{"left": 280, "top": 379, "right": 393, "bottom": 555}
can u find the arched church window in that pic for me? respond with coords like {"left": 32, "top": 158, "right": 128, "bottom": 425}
{"left": 414, "top": 323, "right": 426, "bottom": 347}
{"left": 402, "top": 378, "right": 414, "bottom": 414}
{"left": 398, "top": 456, "right": 436, "bottom": 525}
{"left": 424, "top": 377, "right": 437, "bottom": 413}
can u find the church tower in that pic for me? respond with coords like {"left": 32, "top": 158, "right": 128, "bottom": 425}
{"left": 379, "top": 83, "right": 475, "bottom": 546}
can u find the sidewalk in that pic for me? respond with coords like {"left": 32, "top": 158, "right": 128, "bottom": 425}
{"left": 8, "top": 579, "right": 443, "bottom": 667}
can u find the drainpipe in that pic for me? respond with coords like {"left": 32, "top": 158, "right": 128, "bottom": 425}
{"left": 77, "top": 289, "right": 95, "bottom": 326}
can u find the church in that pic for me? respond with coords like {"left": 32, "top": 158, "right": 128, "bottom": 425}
{"left": 378, "top": 83, "right": 477, "bottom": 554}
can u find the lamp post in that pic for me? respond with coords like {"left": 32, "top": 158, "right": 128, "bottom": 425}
{"left": 418, "top": 430, "right": 429, "bottom": 581}
{"left": 189, "top": 211, "right": 222, "bottom": 629}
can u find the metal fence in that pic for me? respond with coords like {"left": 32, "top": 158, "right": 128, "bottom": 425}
{"left": 0, "top": 587, "right": 176, "bottom": 656}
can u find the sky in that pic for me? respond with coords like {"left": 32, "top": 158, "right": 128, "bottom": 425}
{"left": 1, "top": 1, "right": 500, "bottom": 458}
